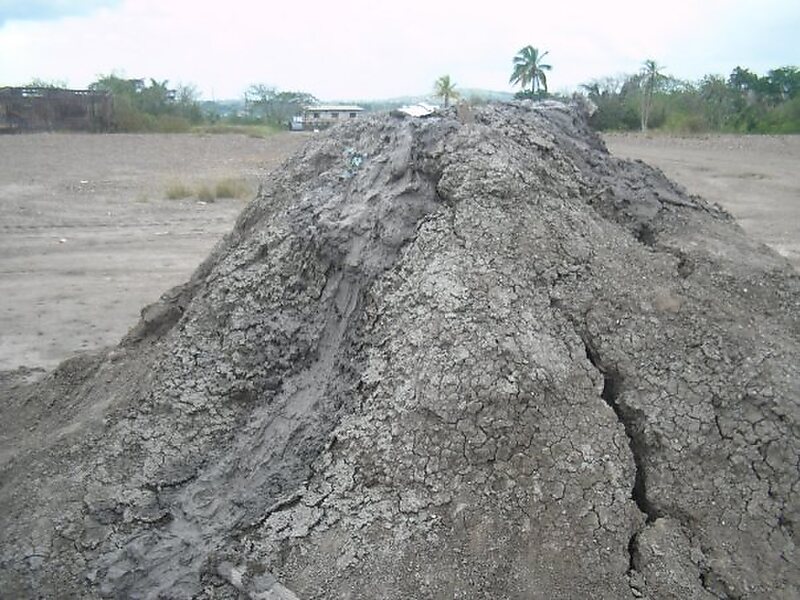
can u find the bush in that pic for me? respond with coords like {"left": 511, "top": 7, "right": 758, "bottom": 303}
{"left": 589, "top": 100, "right": 640, "bottom": 131}
{"left": 663, "top": 112, "right": 710, "bottom": 133}
{"left": 152, "top": 115, "right": 192, "bottom": 133}
{"left": 112, "top": 97, "right": 155, "bottom": 131}
{"left": 112, "top": 100, "right": 192, "bottom": 133}
{"left": 756, "top": 97, "right": 800, "bottom": 133}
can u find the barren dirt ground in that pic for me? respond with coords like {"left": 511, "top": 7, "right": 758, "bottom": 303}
{"left": 604, "top": 133, "right": 800, "bottom": 271}
{"left": 0, "top": 132, "right": 307, "bottom": 371}
{"left": 1, "top": 132, "right": 797, "bottom": 373}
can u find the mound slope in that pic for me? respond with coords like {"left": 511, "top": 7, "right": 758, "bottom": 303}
{"left": 1, "top": 102, "right": 798, "bottom": 599}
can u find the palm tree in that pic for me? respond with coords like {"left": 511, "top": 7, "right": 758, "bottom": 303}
{"left": 509, "top": 46, "right": 552, "bottom": 95}
{"left": 640, "top": 59, "right": 665, "bottom": 132}
{"left": 434, "top": 75, "right": 459, "bottom": 107}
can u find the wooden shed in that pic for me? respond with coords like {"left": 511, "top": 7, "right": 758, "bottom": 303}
{"left": 0, "top": 87, "right": 113, "bottom": 133}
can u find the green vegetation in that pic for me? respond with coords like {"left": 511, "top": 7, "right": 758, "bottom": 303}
{"left": 89, "top": 75, "right": 202, "bottom": 132}
{"left": 582, "top": 65, "right": 800, "bottom": 133}
{"left": 214, "top": 177, "right": 250, "bottom": 199}
{"left": 85, "top": 74, "right": 315, "bottom": 134}
{"left": 195, "top": 185, "right": 215, "bottom": 202}
{"left": 31, "top": 57, "right": 799, "bottom": 135}
{"left": 191, "top": 123, "right": 281, "bottom": 138}
{"left": 241, "top": 85, "right": 317, "bottom": 127}
{"left": 433, "top": 75, "right": 459, "bottom": 107}
{"left": 510, "top": 46, "right": 552, "bottom": 98}
{"left": 165, "top": 181, "right": 194, "bottom": 200}
{"left": 639, "top": 60, "right": 666, "bottom": 132}
{"left": 165, "top": 178, "right": 251, "bottom": 201}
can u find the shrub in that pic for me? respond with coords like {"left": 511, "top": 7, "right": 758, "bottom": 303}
{"left": 153, "top": 115, "right": 192, "bottom": 133}
{"left": 112, "top": 97, "right": 156, "bottom": 132}
{"left": 663, "top": 112, "right": 710, "bottom": 133}
{"left": 756, "top": 97, "right": 800, "bottom": 133}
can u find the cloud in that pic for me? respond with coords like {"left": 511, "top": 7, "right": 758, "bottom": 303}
{"left": 0, "top": 0, "right": 797, "bottom": 99}
{"left": 0, "top": 0, "right": 121, "bottom": 25}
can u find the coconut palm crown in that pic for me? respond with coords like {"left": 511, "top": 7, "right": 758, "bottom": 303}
{"left": 434, "top": 75, "right": 459, "bottom": 107}
{"left": 509, "top": 46, "right": 552, "bottom": 94}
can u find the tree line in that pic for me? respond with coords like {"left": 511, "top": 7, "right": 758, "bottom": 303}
{"left": 581, "top": 63, "right": 800, "bottom": 133}
{"left": 436, "top": 47, "right": 799, "bottom": 134}
{"left": 84, "top": 75, "right": 203, "bottom": 132}
{"left": 26, "top": 54, "right": 800, "bottom": 134}
{"left": 31, "top": 75, "right": 318, "bottom": 132}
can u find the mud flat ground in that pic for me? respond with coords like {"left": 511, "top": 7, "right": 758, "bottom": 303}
{"left": 604, "top": 132, "right": 800, "bottom": 270}
{"left": 0, "top": 131, "right": 796, "bottom": 372}
{"left": 0, "top": 132, "right": 307, "bottom": 372}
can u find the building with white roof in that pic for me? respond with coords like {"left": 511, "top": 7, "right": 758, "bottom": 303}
{"left": 297, "top": 104, "right": 365, "bottom": 130}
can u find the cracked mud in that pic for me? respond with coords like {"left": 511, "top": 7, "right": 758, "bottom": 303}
{"left": 1, "top": 102, "right": 798, "bottom": 599}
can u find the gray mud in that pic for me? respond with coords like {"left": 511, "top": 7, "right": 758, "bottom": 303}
{"left": 1, "top": 102, "right": 798, "bottom": 599}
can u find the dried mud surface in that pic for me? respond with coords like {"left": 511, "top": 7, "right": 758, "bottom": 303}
{"left": 0, "top": 104, "right": 798, "bottom": 599}
{"left": 0, "top": 132, "right": 307, "bottom": 371}
{"left": 604, "top": 133, "right": 800, "bottom": 270}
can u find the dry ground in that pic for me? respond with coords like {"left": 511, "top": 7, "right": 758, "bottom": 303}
{"left": 604, "top": 133, "right": 800, "bottom": 270}
{"left": 0, "top": 132, "right": 307, "bottom": 371}
{"left": 0, "top": 131, "right": 797, "bottom": 372}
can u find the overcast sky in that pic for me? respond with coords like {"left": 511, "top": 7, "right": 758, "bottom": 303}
{"left": 1, "top": 0, "right": 798, "bottom": 101}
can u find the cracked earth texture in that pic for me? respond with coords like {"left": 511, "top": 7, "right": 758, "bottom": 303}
{"left": 0, "top": 102, "right": 798, "bottom": 599}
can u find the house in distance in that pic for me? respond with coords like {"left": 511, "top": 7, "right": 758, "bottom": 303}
{"left": 292, "top": 104, "right": 364, "bottom": 131}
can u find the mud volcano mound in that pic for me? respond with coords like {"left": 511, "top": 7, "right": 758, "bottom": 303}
{"left": 1, "top": 102, "right": 798, "bottom": 599}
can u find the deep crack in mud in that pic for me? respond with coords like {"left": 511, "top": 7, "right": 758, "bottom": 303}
{"left": 582, "top": 337, "right": 659, "bottom": 523}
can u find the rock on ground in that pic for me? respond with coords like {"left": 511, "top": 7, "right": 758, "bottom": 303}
{"left": 0, "top": 102, "right": 798, "bottom": 599}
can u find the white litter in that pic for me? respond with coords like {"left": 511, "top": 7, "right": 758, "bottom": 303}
{"left": 394, "top": 103, "right": 438, "bottom": 118}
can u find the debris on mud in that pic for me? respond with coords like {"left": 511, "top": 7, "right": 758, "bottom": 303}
{"left": 1, "top": 101, "right": 798, "bottom": 599}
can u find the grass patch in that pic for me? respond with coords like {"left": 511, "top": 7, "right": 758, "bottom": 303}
{"left": 165, "top": 178, "right": 253, "bottom": 201}
{"left": 165, "top": 182, "right": 194, "bottom": 200}
{"left": 196, "top": 185, "right": 215, "bottom": 202}
{"left": 215, "top": 177, "right": 250, "bottom": 199}
{"left": 192, "top": 123, "right": 281, "bottom": 138}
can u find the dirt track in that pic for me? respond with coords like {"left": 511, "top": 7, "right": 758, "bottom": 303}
{"left": 604, "top": 133, "right": 800, "bottom": 270}
{"left": 0, "top": 130, "right": 797, "bottom": 372}
{"left": 0, "top": 132, "right": 306, "bottom": 371}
